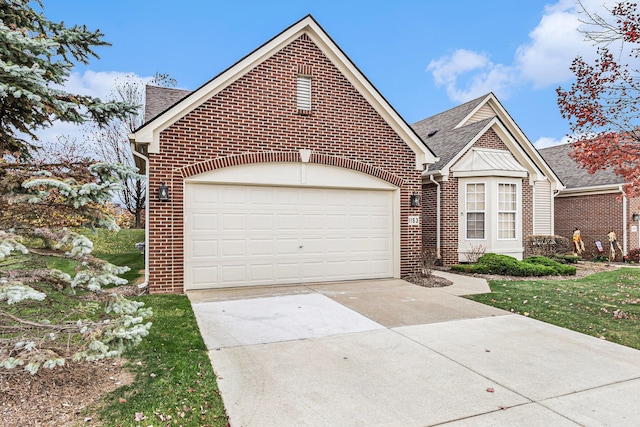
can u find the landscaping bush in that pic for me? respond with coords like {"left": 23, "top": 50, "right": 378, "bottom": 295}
{"left": 450, "top": 253, "right": 576, "bottom": 276}
{"left": 552, "top": 254, "right": 581, "bottom": 264}
{"left": 527, "top": 235, "right": 572, "bottom": 257}
{"left": 524, "top": 255, "right": 577, "bottom": 275}
{"left": 628, "top": 248, "right": 640, "bottom": 263}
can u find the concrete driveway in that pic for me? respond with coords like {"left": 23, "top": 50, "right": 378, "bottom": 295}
{"left": 188, "top": 273, "right": 640, "bottom": 426}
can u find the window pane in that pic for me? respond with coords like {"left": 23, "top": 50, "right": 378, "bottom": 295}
{"left": 466, "top": 183, "right": 485, "bottom": 210}
{"left": 467, "top": 212, "right": 485, "bottom": 239}
{"left": 498, "top": 183, "right": 516, "bottom": 210}
{"left": 498, "top": 212, "right": 515, "bottom": 239}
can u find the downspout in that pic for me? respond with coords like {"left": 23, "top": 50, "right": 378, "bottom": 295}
{"left": 622, "top": 185, "right": 628, "bottom": 257}
{"left": 131, "top": 145, "right": 150, "bottom": 292}
{"left": 429, "top": 175, "right": 441, "bottom": 259}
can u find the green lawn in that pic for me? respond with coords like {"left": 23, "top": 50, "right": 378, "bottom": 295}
{"left": 84, "top": 228, "right": 145, "bottom": 284}
{"left": 89, "top": 294, "right": 228, "bottom": 426}
{"left": 0, "top": 228, "right": 227, "bottom": 425}
{"left": 467, "top": 268, "right": 640, "bottom": 350}
{"left": 83, "top": 229, "right": 228, "bottom": 426}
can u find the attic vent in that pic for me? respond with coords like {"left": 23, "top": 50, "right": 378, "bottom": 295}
{"left": 296, "top": 74, "right": 312, "bottom": 113}
{"left": 427, "top": 130, "right": 438, "bottom": 137}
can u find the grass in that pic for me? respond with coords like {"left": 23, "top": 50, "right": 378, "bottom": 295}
{"left": 467, "top": 267, "right": 640, "bottom": 350}
{"left": 84, "top": 228, "right": 145, "bottom": 284}
{"left": 88, "top": 294, "right": 228, "bottom": 426}
{"left": 2, "top": 227, "right": 227, "bottom": 425}
{"left": 82, "top": 229, "right": 228, "bottom": 425}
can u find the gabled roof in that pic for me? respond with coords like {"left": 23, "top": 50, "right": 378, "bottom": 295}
{"left": 538, "top": 143, "right": 623, "bottom": 192}
{"left": 144, "top": 86, "right": 191, "bottom": 123}
{"left": 412, "top": 93, "right": 562, "bottom": 188}
{"left": 130, "top": 15, "right": 436, "bottom": 170}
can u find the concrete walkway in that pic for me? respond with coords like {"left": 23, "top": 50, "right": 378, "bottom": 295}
{"left": 188, "top": 275, "right": 640, "bottom": 426}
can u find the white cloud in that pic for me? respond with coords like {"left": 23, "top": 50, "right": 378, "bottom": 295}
{"left": 426, "top": 0, "right": 623, "bottom": 102}
{"left": 533, "top": 135, "right": 572, "bottom": 149}
{"left": 427, "top": 50, "right": 516, "bottom": 102}
{"left": 515, "top": 1, "right": 586, "bottom": 88}
{"left": 427, "top": 49, "right": 491, "bottom": 85}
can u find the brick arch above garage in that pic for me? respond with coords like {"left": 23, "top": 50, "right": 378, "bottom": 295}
{"left": 177, "top": 151, "right": 406, "bottom": 188}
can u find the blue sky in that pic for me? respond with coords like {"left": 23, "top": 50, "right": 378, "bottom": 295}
{"left": 41, "top": 0, "right": 617, "bottom": 148}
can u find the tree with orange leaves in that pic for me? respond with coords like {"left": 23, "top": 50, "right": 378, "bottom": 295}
{"left": 557, "top": 1, "right": 640, "bottom": 197}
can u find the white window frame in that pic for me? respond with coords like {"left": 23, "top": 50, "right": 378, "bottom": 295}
{"left": 465, "top": 182, "right": 485, "bottom": 240}
{"left": 296, "top": 74, "right": 312, "bottom": 111}
{"left": 497, "top": 182, "right": 517, "bottom": 240}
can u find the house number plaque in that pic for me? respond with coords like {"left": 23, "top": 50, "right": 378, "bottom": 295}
{"left": 408, "top": 216, "right": 420, "bottom": 226}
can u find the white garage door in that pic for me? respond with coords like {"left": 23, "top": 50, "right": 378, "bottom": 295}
{"left": 184, "top": 184, "right": 394, "bottom": 289}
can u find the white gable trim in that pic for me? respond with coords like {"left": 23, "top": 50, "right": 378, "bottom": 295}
{"left": 453, "top": 93, "right": 562, "bottom": 190}
{"left": 129, "top": 16, "right": 436, "bottom": 170}
{"left": 429, "top": 118, "right": 544, "bottom": 184}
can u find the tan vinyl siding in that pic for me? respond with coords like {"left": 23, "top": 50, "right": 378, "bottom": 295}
{"left": 467, "top": 104, "right": 495, "bottom": 124}
{"left": 533, "top": 180, "right": 552, "bottom": 235}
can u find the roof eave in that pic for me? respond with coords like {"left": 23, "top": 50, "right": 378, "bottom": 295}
{"left": 556, "top": 183, "right": 624, "bottom": 197}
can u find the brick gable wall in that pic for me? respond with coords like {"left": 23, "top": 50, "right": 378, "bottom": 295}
{"left": 147, "top": 34, "right": 423, "bottom": 293}
{"left": 421, "top": 128, "right": 534, "bottom": 265}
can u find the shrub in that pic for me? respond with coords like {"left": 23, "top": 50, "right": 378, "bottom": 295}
{"left": 527, "top": 235, "right": 572, "bottom": 256}
{"left": 451, "top": 263, "right": 488, "bottom": 274}
{"left": 476, "top": 253, "right": 520, "bottom": 275}
{"left": 450, "top": 253, "right": 576, "bottom": 276}
{"left": 512, "top": 262, "right": 556, "bottom": 276}
{"left": 524, "top": 256, "right": 577, "bottom": 275}
{"left": 628, "top": 248, "right": 640, "bottom": 263}
{"left": 552, "top": 254, "right": 581, "bottom": 264}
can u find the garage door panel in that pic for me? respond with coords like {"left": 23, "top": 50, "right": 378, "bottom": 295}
{"left": 221, "top": 264, "right": 248, "bottom": 283}
{"left": 249, "top": 239, "right": 273, "bottom": 256}
{"left": 185, "top": 184, "right": 395, "bottom": 289}
{"left": 221, "top": 239, "right": 246, "bottom": 257}
{"left": 192, "top": 266, "right": 218, "bottom": 288}
{"left": 192, "top": 240, "right": 217, "bottom": 258}
{"left": 276, "top": 214, "right": 299, "bottom": 230}
{"left": 276, "top": 263, "right": 299, "bottom": 280}
{"left": 371, "top": 259, "right": 392, "bottom": 274}
{"left": 370, "top": 237, "right": 392, "bottom": 252}
{"left": 249, "top": 264, "right": 274, "bottom": 281}
{"left": 248, "top": 213, "right": 274, "bottom": 231}
{"left": 192, "top": 213, "right": 218, "bottom": 230}
{"left": 276, "top": 238, "right": 300, "bottom": 255}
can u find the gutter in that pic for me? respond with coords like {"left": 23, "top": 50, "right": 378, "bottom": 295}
{"left": 429, "top": 175, "right": 441, "bottom": 259}
{"left": 131, "top": 143, "right": 150, "bottom": 292}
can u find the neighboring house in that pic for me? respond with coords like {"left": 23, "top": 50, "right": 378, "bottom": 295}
{"left": 539, "top": 143, "right": 640, "bottom": 260}
{"left": 413, "top": 94, "right": 563, "bottom": 264}
{"left": 129, "top": 15, "right": 436, "bottom": 293}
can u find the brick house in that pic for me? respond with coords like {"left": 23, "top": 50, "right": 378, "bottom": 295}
{"left": 129, "top": 15, "right": 436, "bottom": 293}
{"left": 539, "top": 143, "right": 640, "bottom": 260}
{"left": 412, "top": 94, "right": 562, "bottom": 265}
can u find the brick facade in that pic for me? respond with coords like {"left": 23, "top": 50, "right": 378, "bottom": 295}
{"left": 555, "top": 192, "right": 628, "bottom": 260}
{"left": 146, "top": 34, "right": 423, "bottom": 293}
{"left": 421, "top": 128, "right": 535, "bottom": 265}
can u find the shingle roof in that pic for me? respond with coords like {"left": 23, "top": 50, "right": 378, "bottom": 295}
{"left": 144, "top": 86, "right": 192, "bottom": 123}
{"left": 538, "top": 143, "right": 623, "bottom": 189}
{"left": 411, "top": 94, "right": 493, "bottom": 171}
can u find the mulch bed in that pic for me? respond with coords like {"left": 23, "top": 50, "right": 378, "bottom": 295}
{"left": 0, "top": 358, "right": 133, "bottom": 427}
